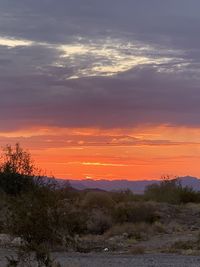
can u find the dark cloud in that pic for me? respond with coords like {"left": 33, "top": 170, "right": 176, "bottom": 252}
{"left": 0, "top": 0, "right": 200, "bottom": 47}
{"left": 0, "top": 63, "right": 200, "bottom": 130}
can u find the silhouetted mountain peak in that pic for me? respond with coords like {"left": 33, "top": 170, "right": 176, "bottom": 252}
{"left": 66, "top": 176, "right": 200, "bottom": 194}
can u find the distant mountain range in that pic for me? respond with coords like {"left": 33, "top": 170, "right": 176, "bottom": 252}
{"left": 66, "top": 176, "right": 200, "bottom": 194}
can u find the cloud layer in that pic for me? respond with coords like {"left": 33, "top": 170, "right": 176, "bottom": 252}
{"left": 0, "top": 0, "right": 200, "bottom": 130}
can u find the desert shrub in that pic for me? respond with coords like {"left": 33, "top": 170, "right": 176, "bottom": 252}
{"left": 56, "top": 185, "right": 81, "bottom": 203}
{"left": 8, "top": 191, "right": 59, "bottom": 246}
{"left": 0, "top": 172, "right": 35, "bottom": 196}
{"left": 87, "top": 210, "right": 112, "bottom": 235}
{"left": 110, "top": 190, "right": 141, "bottom": 203}
{"left": 113, "top": 202, "right": 157, "bottom": 224}
{"left": 145, "top": 177, "right": 200, "bottom": 204}
{"left": 82, "top": 191, "right": 115, "bottom": 211}
{"left": 55, "top": 201, "right": 87, "bottom": 236}
{"left": 5, "top": 189, "right": 59, "bottom": 266}
{"left": 170, "top": 240, "right": 195, "bottom": 251}
{"left": 7, "top": 187, "right": 89, "bottom": 252}
{"left": 0, "top": 191, "right": 10, "bottom": 233}
{"left": 144, "top": 178, "right": 181, "bottom": 204}
{"left": 6, "top": 186, "right": 88, "bottom": 266}
{"left": 179, "top": 187, "right": 200, "bottom": 203}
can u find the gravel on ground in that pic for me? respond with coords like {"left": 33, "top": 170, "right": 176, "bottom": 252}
{"left": 1, "top": 249, "right": 200, "bottom": 267}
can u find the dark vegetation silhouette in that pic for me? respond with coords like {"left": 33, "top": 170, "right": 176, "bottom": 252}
{"left": 145, "top": 175, "right": 200, "bottom": 204}
{"left": 0, "top": 144, "right": 200, "bottom": 265}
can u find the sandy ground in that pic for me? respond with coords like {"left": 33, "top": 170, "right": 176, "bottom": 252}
{"left": 54, "top": 253, "right": 200, "bottom": 267}
{"left": 1, "top": 249, "right": 200, "bottom": 267}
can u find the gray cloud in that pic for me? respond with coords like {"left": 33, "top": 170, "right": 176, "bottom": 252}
{"left": 0, "top": 62, "right": 200, "bottom": 130}
{"left": 0, "top": 0, "right": 200, "bottom": 47}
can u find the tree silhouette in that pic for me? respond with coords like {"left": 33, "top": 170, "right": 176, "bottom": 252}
{"left": 0, "top": 143, "right": 35, "bottom": 195}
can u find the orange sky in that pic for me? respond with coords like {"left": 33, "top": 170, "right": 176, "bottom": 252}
{"left": 0, "top": 124, "right": 200, "bottom": 180}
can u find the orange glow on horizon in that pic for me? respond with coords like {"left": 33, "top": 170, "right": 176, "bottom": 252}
{"left": 0, "top": 125, "right": 200, "bottom": 180}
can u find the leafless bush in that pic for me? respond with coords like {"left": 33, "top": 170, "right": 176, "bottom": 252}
{"left": 82, "top": 191, "right": 115, "bottom": 211}
{"left": 87, "top": 210, "right": 113, "bottom": 234}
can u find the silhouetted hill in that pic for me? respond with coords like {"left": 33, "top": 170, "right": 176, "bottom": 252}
{"left": 65, "top": 176, "right": 200, "bottom": 194}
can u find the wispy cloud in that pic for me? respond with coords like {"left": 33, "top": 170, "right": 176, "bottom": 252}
{"left": 82, "top": 162, "right": 129, "bottom": 167}
{"left": 0, "top": 36, "right": 33, "bottom": 47}
{"left": 56, "top": 37, "right": 181, "bottom": 78}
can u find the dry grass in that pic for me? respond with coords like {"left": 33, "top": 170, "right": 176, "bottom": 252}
{"left": 105, "top": 222, "right": 152, "bottom": 241}
{"left": 129, "top": 246, "right": 145, "bottom": 254}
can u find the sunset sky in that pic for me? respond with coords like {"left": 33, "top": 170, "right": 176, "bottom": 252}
{"left": 0, "top": 1, "right": 200, "bottom": 180}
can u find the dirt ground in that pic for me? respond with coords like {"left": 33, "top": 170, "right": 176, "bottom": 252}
{"left": 55, "top": 253, "right": 200, "bottom": 267}
{"left": 1, "top": 250, "right": 200, "bottom": 267}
